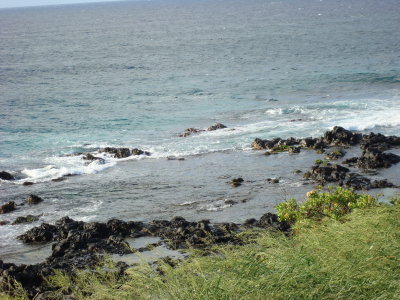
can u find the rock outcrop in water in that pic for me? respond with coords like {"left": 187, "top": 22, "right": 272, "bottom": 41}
{"left": 99, "top": 147, "right": 150, "bottom": 158}
{"left": 252, "top": 126, "right": 400, "bottom": 189}
{"left": 343, "top": 147, "right": 400, "bottom": 169}
{"left": 26, "top": 195, "right": 44, "bottom": 205}
{"left": 0, "top": 201, "right": 17, "bottom": 214}
{"left": 179, "top": 123, "right": 228, "bottom": 137}
{"left": 0, "top": 171, "right": 14, "bottom": 181}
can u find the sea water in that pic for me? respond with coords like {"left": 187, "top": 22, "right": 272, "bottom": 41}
{"left": 0, "top": 0, "right": 400, "bottom": 261}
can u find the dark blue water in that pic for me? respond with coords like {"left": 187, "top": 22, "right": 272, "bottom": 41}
{"left": 0, "top": 0, "right": 399, "bottom": 261}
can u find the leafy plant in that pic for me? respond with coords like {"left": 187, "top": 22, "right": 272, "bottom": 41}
{"left": 276, "top": 187, "right": 377, "bottom": 223}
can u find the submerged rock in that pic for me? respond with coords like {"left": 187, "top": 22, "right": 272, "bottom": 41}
{"left": 230, "top": 177, "right": 244, "bottom": 187}
{"left": 0, "top": 171, "right": 14, "bottom": 181}
{"left": 12, "top": 215, "right": 40, "bottom": 225}
{"left": 0, "top": 201, "right": 16, "bottom": 214}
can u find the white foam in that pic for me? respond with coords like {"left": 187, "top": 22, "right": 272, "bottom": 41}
{"left": 20, "top": 158, "right": 116, "bottom": 183}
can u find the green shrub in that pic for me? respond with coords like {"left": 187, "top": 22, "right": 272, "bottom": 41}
{"left": 276, "top": 187, "right": 377, "bottom": 223}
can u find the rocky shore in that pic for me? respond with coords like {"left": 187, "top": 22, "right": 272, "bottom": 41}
{"left": 0, "top": 126, "right": 399, "bottom": 299}
{"left": 0, "top": 212, "right": 289, "bottom": 299}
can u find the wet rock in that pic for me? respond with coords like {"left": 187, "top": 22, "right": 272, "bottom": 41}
{"left": 100, "top": 147, "right": 131, "bottom": 158}
{"left": 267, "top": 178, "right": 279, "bottom": 183}
{"left": 22, "top": 181, "right": 34, "bottom": 186}
{"left": 207, "top": 123, "right": 227, "bottom": 131}
{"left": 0, "top": 220, "right": 10, "bottom": 225}
{"left": 288, "top": 146, "right": 301, "bottom": 154}
{"left": 52, "top": 177, "right": 66, "bottom": 182}
{"left": 325, "top": 148, "right": 346, "bottom": 160}
{"left": 0, "top": 201, "right": 16, "bottom": 214}
{"left": 12, "top": 215, "right": 40, "bottom": 225}
{"left": 323, "top": 126, "right": 361, "bottom": 146}
{"left": 370, "top": 179, "right": 396, "bottom": 189}
{"left": 230, "top": 177, "right": 244, "bottom": 187}
{"left": 300, "top": 137, "right": 317, "bottom": 148}
{"left": 179, "top": 128, "right": 204, "bottom": 137}
{"left": 0, "top": 171, "right": 14, "bottom": 181}
{"left": 17, "top": 223, "right": 57, "bottom": 242}
{"left": 342, "top": 157, "right": 358, "bottom": 166}
{"left": 340, "top": 173, "right": 372, "bottom": 190}
{"left": 361, "top": 132, "right": 400, "bottom": 150}
{"left": 357, "top": 148, "right": 400, "bottom": 169}
{"left": 82, "top": 153, "right": 105, "bottom": 163}
{"left": 251, "top": 138, "right": 275, "bottom": 150}
{"left": 304, "top": 164, "right": 350, "bottom": 184}
{"left": 26, "top": 194, "right": 44, "bottom": 205}
{"left": 224, "top": 199, "right": 237, "bottom": 205}
{"left": 312, "top": 138, "right": 328, "bottom": 150}
{"left": 132, "top": 148, "right": 150, "bottom": 156}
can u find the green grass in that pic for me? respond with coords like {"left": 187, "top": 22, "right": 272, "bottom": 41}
{"left": 35, "top": 205, "right": 400, "bottom": 300}
{"left": 3, "top": 195, "right": 400, "bottom": 300}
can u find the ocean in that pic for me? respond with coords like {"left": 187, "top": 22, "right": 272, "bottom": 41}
{"left": 0, "top": 0, "right": 400, "bottom": 262}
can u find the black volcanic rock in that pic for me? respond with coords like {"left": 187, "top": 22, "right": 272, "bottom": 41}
{"left": 0, "top": 171, "right": 14, "bottom": 181}
{"left": 0, "top": 201, "right": 16, "bottom": 214}
{"left": 26, "top": 194, "right": 44, "bottom": 205}
{"left": 323, "top": 126, "right": 362, "bottom": 146}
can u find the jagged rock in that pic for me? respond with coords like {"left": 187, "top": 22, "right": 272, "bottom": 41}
{"left": 82, "top": 153, "right": 105, "bottom": 163}
{"left": 0, "top": 201, "right": 16, "bottom": 214}
{"left": 207, "top": 123, "right": 227, "bottom": 131}
{"left": 323, "top": 126, "right": 362, "bottom": 146}
{"left": 357, "top": 148, "right": 400, "bottom": 169}
{"left": 26, "top": 194, "right": 44, "bottom": 205}
{"left": 100, "top": 147, "right": 131, "bottom": 158}
{"left": 179, "top": 128, "right": 204, "bottom": 137}
{"left": 342, "top": 157, "right": 358, "bottom": 166}
{"left": 361, "top": 132, "right": 400, "bottom": 150}
{"left": 0, "top": 171, "right": 14, "bottom": 181}
{"left": 251, "top": 138, "right": 275, "bottom": 150}
{"left": 300, "top": 137, "right": 317, "bottom": 148}
{"left": 340, "top": 173, "right": 372, "bottom": 190}
{"left": 17, "top": 223, "right": 57, "bottom": 242}
{"left": 304, "top": 164, "right": 350, "bottom": 184}
{"left": 132, "top": 148, "right": 150, "bottom": 156}
{"left": 370, "top": 179, "right": 395, "bottom": 188}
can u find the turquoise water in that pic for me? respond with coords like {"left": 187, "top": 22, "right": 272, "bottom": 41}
{"left": 0, "top": 0, "right": 400, "bottom": 261}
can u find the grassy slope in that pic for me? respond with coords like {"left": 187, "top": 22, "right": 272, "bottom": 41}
{"left": 28, "top": 204, "right": 400, "bottom": 300}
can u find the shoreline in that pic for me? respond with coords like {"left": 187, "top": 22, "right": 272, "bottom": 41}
{"left": 0, "top": 126, "right": 399, "bottom": 298}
